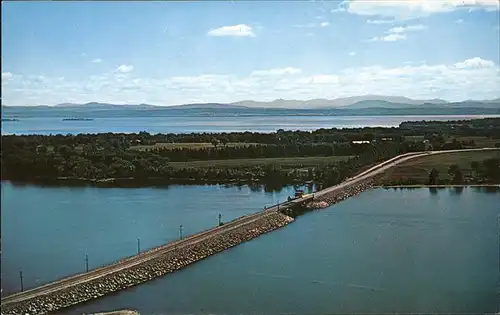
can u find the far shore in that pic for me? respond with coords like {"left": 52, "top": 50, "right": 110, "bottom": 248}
{"left": 1, "top": 177, "right": 313, "bottom": 190}
{"left": 378, "top": 184, "right": 500, "bottom": 188}
{"left": 5, "top": 177, "right": 499, "bottom": 191}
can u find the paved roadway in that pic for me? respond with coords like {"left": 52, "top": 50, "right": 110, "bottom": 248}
{"left": 2, "top": 147, "right": 497, "bottom": 306}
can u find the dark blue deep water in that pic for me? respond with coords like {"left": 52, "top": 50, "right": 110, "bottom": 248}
{"left": 2, "top": 183, "right": 499, "bottom": 314}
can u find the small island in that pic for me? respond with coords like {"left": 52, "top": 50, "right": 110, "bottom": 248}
{"left": 62, "top": 118, "right": 94, "bottom": 121}
{"left": 1, "top": 118, "right": 20, "bottom": 122}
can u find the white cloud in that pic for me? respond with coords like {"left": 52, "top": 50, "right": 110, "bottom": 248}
{"left": 370, "top": 23, "right": 426, "bottom": 42}
{"left": 320, "top": 21, "right": 330, "bottom": 27}
{"left": 207, "top": 24, "right": 255, "bottom": 37}
{"left": 347, "top": 0, "right": 499, "bottom": 19}
{"left": 3, "top": 58, "right": 499, "bottom": 105}
{"left": 91, "top": 58, "right": 102, "bottom": 63}
{"left": 388, "top": 26, "right": 406, "bottom": 33}
{"left": 308, "top": 74, "right": 339, "bottom": 84}
{"left": 406, "top": 24, "right": 428, "bottom": 31}
{"left": 371, "top": 33, "right": 407, "bottom": 42}
{"left": 454, "top": 57, "right": 495, "bottom": 69}
{"left": 2, "top": 72, "right": 13, "bottom": 80}
{"left": 331, "top": 0, "right": 348, "bottom": 13}
{"left": 455, "top": 19, "right": 464, "bottom": 23}
{"left": 348, "top": 51, "right": 356, "bottom": 56}
{"left": 116, "top": 64, "right": 134, "bottom": 73}
{"left": 251, "top": 67, "right": 302, "bottom": 76}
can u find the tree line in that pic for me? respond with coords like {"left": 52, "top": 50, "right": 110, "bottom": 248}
{"left": 1, "top": 134, "right": 403, "bottom": 186}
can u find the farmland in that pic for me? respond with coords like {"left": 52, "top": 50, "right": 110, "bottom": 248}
{"left": 380, "top": 150, "right": 500, "bottom": 183}
{"left": 169, "top": 156, "right": 352, "bottom": 169}
{"left": 129, "top": 142, "right": 263, "bottom": 151}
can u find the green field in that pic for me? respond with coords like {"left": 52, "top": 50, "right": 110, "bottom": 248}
{"left": 404, "top": 135, "right": 425, "bottom": 141}
{"left": 452, "top": 136, "right": 499, "bottom": 147}
{"left": 129, "top": 142, "right": 265, "bottom": 151}
{"left": 382, "top": 150, "right": 500, "bottom": 182}
{"left": 169, "top": 155, "right": 353, "bottom": 169}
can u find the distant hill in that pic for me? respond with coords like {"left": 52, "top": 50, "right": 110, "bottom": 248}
{"left": 341, "top": 100, "right": 417, "bottom": 109}
{"left": 230, "top": 95, "right": 450, "bottom": 109}
{"left": 2, "top": 96, "right": 498, "bottom": 116}
{"left": 482, "top": 97, "right": 500, "bottom": 103}
{"left": 167, "top": 103, "right": 249, "bottom": 110}
{"left": 341, "top": 100, "right": 500, "bottom": 110}
{"left": 54, "top": 102, "right": 158, "bottom": 110}
{"left": 50, "top": 102, "right": 249, "bottom": 110}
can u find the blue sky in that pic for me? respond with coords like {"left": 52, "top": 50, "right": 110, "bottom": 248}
{"left": 2, "top": 0, "right": 499, "bottom": 106}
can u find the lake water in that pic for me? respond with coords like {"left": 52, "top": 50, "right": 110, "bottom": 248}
{"left": 2, "top": 183, "right": 499, "bottom": 314}
{"left": 0, "top": 181, "right": 310, "bottom": 296}
{"left": 2, "top": 115, "right": 498, "bottom": 135}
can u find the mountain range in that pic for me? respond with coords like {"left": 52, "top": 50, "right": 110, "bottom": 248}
{"left": 2, "top": 95, "right": 499, "bottom": 118}
{"left": 8, "top": 95, "right": 499, "bottom": 109}
{"left": 230, "top": 95, "right": 453, "bottom": 108}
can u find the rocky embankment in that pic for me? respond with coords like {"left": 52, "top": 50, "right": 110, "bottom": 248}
{"left": 306, "top": 180, "right": 375, "bottom": 210}
{"left": 91, "top": 311, "right": 140, "bottom": 315}
{"left": 1, "top": 212, "right": 294, "bottom": 315}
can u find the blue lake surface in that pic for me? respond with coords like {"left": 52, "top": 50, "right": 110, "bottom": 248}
{"left": 1, "top": 181, "right": 309, "bottom": 296}
{"left": 2, "top": 183, "right": 499, "bottom": 314}
{"left": 2, "top": 115, "right": 498, "bottom": 135}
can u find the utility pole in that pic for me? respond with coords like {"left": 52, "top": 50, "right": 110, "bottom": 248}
{"left": 218, "top": 213, "right": 222, "bottom": 226}
{"left": 179, "top": 224, "right": 183, "bottom": 240}
{"left": 137, "top": 238, "right": 140, "bottom": 255}
{"left": 85, "top": 254, "right": 89, "bottom": 272}
{"left": 19, "top": 271, "right": 23, "bottom": 292}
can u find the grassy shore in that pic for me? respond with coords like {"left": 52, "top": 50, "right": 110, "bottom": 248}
{"left": 380, "top": 150, "right": 500, "bottom": 183}
{"left": 378, "top": 184, "right": 500, "bottom": 188}
{"left": 169, "top": 155, "right": 352, "bottom": 169}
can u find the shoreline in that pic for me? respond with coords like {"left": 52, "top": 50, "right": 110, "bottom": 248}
{"left": 4, "top": 178, "right": 499, "bottom": 190}
{"left": 378, "top": 184, "right": 500, "bottom": 188}
{"left": 1, "top": 177, "right": 313, "bottom": 189}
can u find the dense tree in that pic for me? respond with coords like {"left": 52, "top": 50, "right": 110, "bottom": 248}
{"left": 428, "top": 168, "right": 439, "bottom": 185}
{"left": 470, "top": 161, "right": 480, "bottom": 177}
{"left": 451, "top": 167, "right": 464, "bottom": 184}
{"left": 220, "top": 136, "right": 229, "bottom": 147}
{"left": 481, "top": 158, "right": 500, "bottom": 182}
{"left": 448, "top": 164, "right": 460, "bottom": 178}
{"left": 211, "top": 138, "right": 220, "bottom": 148}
